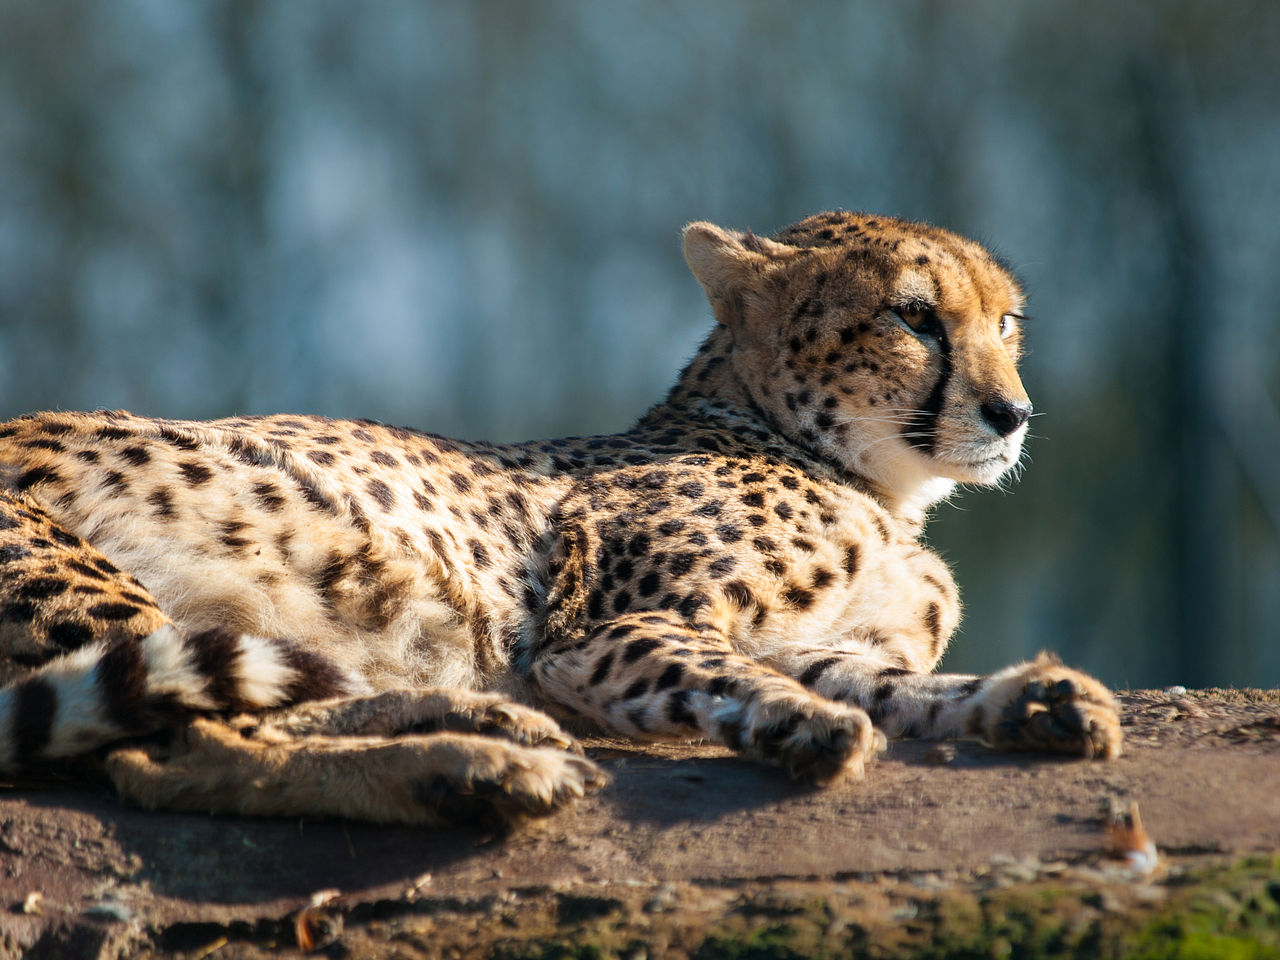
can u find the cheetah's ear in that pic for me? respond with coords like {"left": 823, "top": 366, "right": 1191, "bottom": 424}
{"left": 683, "top": 222, "right": 801, "bottom": 326}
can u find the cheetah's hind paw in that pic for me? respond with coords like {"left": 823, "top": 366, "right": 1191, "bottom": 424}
{"left": 105, "top": 718, "right": 608, "bottom": 828}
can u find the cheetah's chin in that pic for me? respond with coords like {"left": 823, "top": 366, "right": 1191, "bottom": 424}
{"left": 933, "top": 446, "right": 1021, "bottom": 486}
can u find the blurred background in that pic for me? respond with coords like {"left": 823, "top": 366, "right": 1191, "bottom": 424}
{"left": 1, "top": 1, "right": 1277, "bottom": 688}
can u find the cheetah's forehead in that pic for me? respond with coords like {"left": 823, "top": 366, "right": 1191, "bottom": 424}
{"left": 773, "top": 211, "right": 1024, "bottom": 314}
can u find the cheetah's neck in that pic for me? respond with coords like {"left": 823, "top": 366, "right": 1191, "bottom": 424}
{"left": 650, "top": 326, "right": 953, "bottom": 529}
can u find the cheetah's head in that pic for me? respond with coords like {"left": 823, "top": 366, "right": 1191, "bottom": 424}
{"left": 683, "top": 211, "right": 1030, "bottom": 511}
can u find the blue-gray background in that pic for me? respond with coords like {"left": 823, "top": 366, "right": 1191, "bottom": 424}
{"left": 2, "top": 2, "right": 1277, "bottom": 688}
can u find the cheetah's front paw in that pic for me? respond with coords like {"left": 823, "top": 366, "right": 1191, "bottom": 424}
{"left": 981, "top": 654, "right": 1122, "bottom": 759}
{"left": 724, "top": 695, "right": 886, "bottom": 784}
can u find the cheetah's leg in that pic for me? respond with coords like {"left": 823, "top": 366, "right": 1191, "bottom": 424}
{"left": 243, "top": 687, "right": 583, "bottom": 753}
{"left": 532, "top": 611, "right": 885, "bottom": 783}
{"left": 0, "top": 491, "right": 360, "bottom": 771}
{"left": 778, "top": 647, "right": 1122, "bottom": 759}
{"left": 105, "top": 717, "right": 606, "bottom": 828}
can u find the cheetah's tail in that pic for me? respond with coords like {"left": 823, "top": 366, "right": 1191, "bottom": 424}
{"left": 0, "top": 625, "right": 363, "bottom": 771}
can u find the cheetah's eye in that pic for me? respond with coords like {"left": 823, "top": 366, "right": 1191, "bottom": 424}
{"left": 891, "top": 303, "right": 942, "bottom": 339}
{"left": 999, "top": 313, "right": 1023, "bottom": 340}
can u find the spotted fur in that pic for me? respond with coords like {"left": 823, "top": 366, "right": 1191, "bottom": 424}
{"left": 0, "top": 212, "right": 1120, "bottom": 826}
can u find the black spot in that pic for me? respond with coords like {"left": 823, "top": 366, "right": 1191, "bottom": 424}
{"left": 159, "top": 427, "right": 200, "bottom": 450}
{"left": 589, "top": 652, "right": 616, "bottom": 685}
{"left": 811, "top": 568, "right": 834, "bottom": 589}
{"left": 959, "top": 677, "right": 984, "bottom": 698}
{"left": 449, "top": 472, "right": 472, "bottom": 493}
{"left": 638, "top": 572, "right": 661, "bottom": 597}
{"left": 708, "top": 556, "right": 736, "bottom": 577}
{"left": 713, "top": 520, "right": 744, "bottom": 543}
{"left": 178, "top": 462, "right": 213, "bottom": 485}
{"left": 655, "top": 663, "right": 684, "bottom": 691}
{"left": 20, "top": 437, "right": 65, "bottom": 452}
{"left": 1, "top": 599, "right": 38, "bottom": 623}
{"left": 146, "top": 483, "right": 179, "bottom": 518}
{"left": 623, "top": 678, "right": 650, "bottom": 700}
{"left": 669, "top": 553, "right": 697, "bottom": 576}
{"left": 707, "top": 675, "right": 736, "bottom": 697}
{"left": 68, "top": 560, "right": 107, "bottom": 580}
{"left": 657, "top": 520, "right": 685, "bottom": 536}
{"left": 784, "top": 586, "right": 814, "bottom": 609}
{"left": 877, "top": 667, "right": 912, "bottom": 679}
{"left": 723, "top": 580, "right": 755, "bottom": 609}
{"left": 924, "top": 603, "right": 942, "bottom": 639}
{"left": 370, "top": 451, "right": 399, "bottom": 467}
{"left": 120, "top": 446, "right": 150, "bottom": 465}
{"left": 741, "top": 492, "right": 764, "bottom": 508}
{"left": 780, "top": 476, "right": 800, "bottom": 490}
{"left": 676, "top": 481, "right": 705, "bottom": 499}
{"left": 678, "top": 592, "right": 708, "bottom": 618}
{"left": 667, "top": 690, "right": 698, "bottom": 727}
{"left": 366, "top": 478, "right": 395, "bottom": 510}
{"left": 252, "top": 482, "right": 286, "bottom": 512}
{"left": 469, "top": 540, "right": 490, "bottom": 568}
{"left": 623, "top": 637, "right": 662, "bottom": 662}
{"left": 773, "top": 502, "right": 794, "bottom": 520}
{"left": 16, "top": 466, "right": 60, "bottom": 491}
{"left": 612, "top": 590, "right": 632, "bottom": 614}
{"left": 15, "top": 576, "right": 69, "bottom": 600}
{"left": 842, "top": 545, "right": 861, "bottom": 578}
{"left": 799, "top": 657, "right": 841, "bottom": 687}
{"left": 0, "top": 544, "right": 30, "bottom": 565}
{"left": 50, "top": 527, "right": 82, "bottom": 548}
{"left": 47, "top": 620, "right": 94, "bottom": 650}
{"left": 86, "top": 602, "right": 141, "bottom": 621}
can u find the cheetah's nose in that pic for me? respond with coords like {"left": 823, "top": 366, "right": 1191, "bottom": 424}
{"left": 980, "top": 396, "right": 1033, "bottom": 437}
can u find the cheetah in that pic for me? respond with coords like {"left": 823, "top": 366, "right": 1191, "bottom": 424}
{"left": 0, "top": 212, "right": 1121, "bottom": 828}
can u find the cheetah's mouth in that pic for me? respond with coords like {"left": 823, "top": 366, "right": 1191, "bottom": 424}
{"left": 932, "top": 439, "right": 1022, "bottom": 484}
